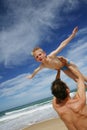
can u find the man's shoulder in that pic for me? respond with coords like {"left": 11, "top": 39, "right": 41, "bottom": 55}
{"left": 67, "top": 97, "right": 83, "bottom": 113}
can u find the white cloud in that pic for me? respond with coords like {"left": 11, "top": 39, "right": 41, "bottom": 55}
{"left": 0, "top": 0, "right": 81, "bottom": 67}
{"left": 0, "top": 69, "right": 55, "bottom": 95}
{"left": 0, "top": 67, "right": 76, "bottom": 102}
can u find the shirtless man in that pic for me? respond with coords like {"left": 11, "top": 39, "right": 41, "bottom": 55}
{"left": 51, "top": 68, "right": 87, "bottom": 130}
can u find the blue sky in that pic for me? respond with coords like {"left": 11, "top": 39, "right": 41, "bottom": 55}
{"left": 0, "top": 0, "right": 87, "bottom": 112}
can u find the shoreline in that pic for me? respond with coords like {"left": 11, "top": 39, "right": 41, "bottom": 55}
{"left": 22, "top": 117, "right": 68, "bottom": 130}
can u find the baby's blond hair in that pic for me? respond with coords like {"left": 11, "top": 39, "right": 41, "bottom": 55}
{"left": 31, "top": 47, "right": 43, "bottom": 56}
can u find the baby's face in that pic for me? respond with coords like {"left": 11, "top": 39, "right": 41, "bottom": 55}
{"left": 34, "top": 49, "right": 46, "bottom": 62}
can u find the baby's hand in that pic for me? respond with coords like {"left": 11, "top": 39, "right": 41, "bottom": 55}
{"left": 72, "top": 26, "right": 78, "bottom": 34}
{"left": 26, "top": 75, "right": 33, "bottom": 79}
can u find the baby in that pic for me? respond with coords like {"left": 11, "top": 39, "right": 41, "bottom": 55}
{"left": 27, "top": 26, "right": 87, "bottom": 82}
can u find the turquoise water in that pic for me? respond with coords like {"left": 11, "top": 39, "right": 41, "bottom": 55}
{"left": 0, "top": 96, "right": 53, "bottom": 118}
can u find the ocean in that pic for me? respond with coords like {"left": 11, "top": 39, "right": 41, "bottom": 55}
{"left": 0, "top": 96, "right": 58, "bottom": 130}
{"left": 0, "top": 91, "right": 86, "bottom": 130}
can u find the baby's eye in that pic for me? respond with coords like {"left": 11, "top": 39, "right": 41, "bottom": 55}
{"left": 39, "top": 54, "right": 41, "bottom": 56}
{"left": 36, "top": 56, "right": 38, "bottom": 59}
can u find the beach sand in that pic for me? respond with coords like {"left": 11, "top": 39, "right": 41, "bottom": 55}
{"left": 23, "top": 118, "right": 68, "bottom": 130}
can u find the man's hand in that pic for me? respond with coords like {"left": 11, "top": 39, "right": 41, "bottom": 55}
{"left": 58, "top": 56, "right": 67, "bottom": 66}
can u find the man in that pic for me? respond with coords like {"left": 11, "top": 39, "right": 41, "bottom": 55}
{"left": 51, "top": 68, "right": 87, "bottom": 130}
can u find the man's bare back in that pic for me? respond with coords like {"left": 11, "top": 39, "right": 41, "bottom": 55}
{"left": 55, "top": 97, "right": 87, "bottom": 130}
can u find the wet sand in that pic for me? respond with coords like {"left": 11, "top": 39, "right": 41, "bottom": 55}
{"left": 23, "top": 118, "right": 68, "bottom": 130}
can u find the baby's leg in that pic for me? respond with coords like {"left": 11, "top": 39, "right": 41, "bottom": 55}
{"left": 62, "top": 69, "right": 78, "bottom": 82}
{"left": 68, "top": 62, "right": 87, "bottom": 82}
{"left": 63, "top": 67, "right": 87, "bottom": 88}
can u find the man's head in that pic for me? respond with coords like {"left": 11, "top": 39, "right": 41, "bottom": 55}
{"left": 31, "top": 47, "right": 46, "bottom": 62}
{"left": 51, "top": 79, "right": 69, "bottom": 103}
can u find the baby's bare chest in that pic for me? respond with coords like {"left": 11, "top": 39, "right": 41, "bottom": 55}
{"left": 44, "top": 57, "right": 63, "bottom": 69}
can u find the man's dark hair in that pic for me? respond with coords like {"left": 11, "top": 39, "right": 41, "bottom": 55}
{"left": 51, "top": 79, "right": 69, "bottom": 103}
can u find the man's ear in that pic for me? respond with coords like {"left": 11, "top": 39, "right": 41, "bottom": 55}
{"left": 66, "top": 88, "right": 70, "bottom": 93}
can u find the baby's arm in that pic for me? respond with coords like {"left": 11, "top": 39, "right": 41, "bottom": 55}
{"left": 50, "top": 26, "right": 78, "bottom": 56}
{"left": 27, "top": 64, "right": 44, "bottom": 79}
